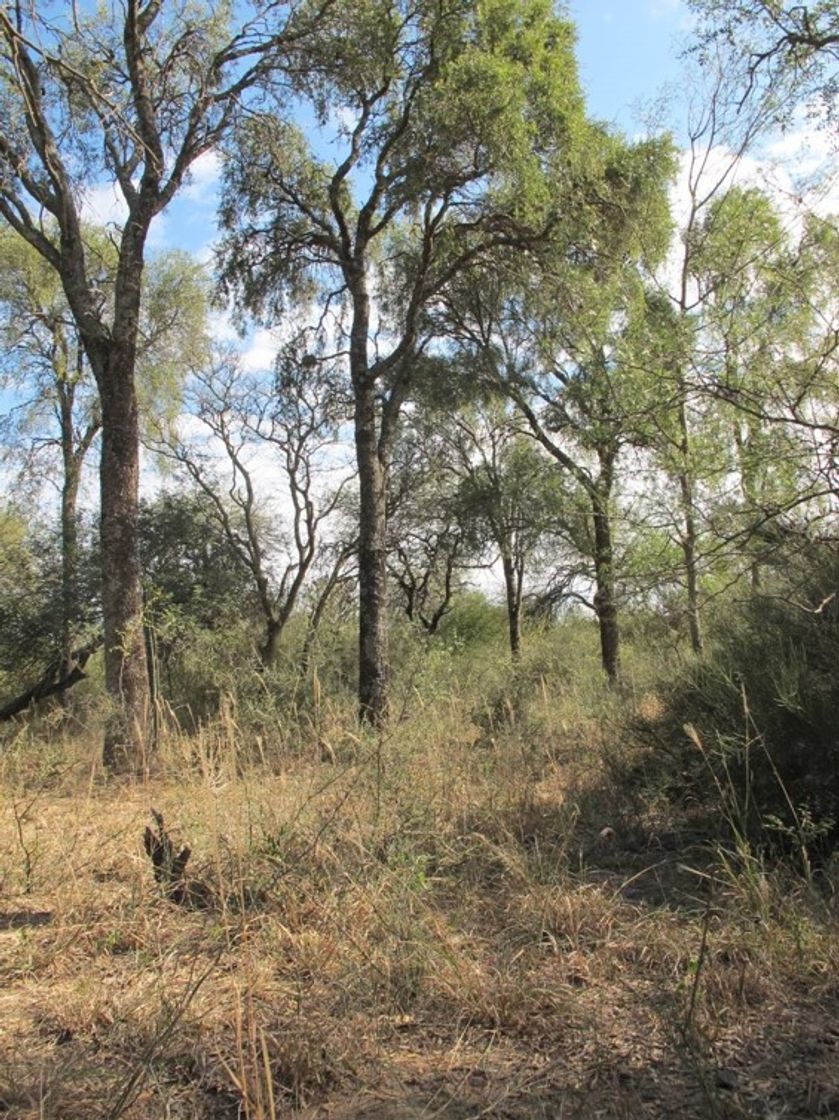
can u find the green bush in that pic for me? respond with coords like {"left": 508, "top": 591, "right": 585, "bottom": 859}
{"left": 670, "top": 544, "right": 839, "bottom": 861}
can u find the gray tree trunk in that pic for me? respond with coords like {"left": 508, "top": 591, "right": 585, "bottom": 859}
{"left": 96, "top": 352, "right": 148, "bottom": 771}
{"left": 501, "top": 551, "right": 522, "bottom": 660}
{"left": 592, "top": 490, "right": 621, "bottom": 684}
{"left": 355, "top": 379, "right": 390, "bottom": 725}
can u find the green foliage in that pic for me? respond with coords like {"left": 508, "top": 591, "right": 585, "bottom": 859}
{"left": 438, "top": 591, "right": 508, "bottom": 650}
{"left": 138, "top": 251, "right": 211, "bottom": 430}
{"left": 218, "top": 0, "right": 589, "bottom": 322}
{"left": 667, "top": 543, "right": 839, "bottom": 858}
{"left": 139, "top": 492, "right": 263, "bottom": 719}
{"left": 0, "top": 226, "right": 209, "bottom": 455}
{"left": 0, "top": 507, "right": 98, "bottom": 688}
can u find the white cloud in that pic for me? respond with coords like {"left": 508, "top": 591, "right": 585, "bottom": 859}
{"left": 81, "top": 181, "right": 128, "bottom": 228}
{"left": 147, "top": 212, "right": 170, "bottom": 251}
{"left": 330, "top": 105, "right": 361, "bottom": 137}
{"left": 656, "top": 119, "right": 837, "bottom": 301}
{"left": 207, "top": 307, "right": 240, "bottom": 344}
{"left": 241, "top": 327, "right": 283, "bottom": 372}
{"left": 184, "top": 150, "right": 222, "bottom": 203}
{"left": 80, "top": 181, "right": 171, "bottom": 250}
{"left": 194, "top": 239, "right": 218, "bottom": 267}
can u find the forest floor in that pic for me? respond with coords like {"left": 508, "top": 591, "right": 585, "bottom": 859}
{"left": 1, "top": 703, "right": 838, "bottom": 1119}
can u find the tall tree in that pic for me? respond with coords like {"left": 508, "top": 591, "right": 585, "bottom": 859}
{"left": 686, "top": 187, "right": 839, "bottom": 578}
{"left": 643, "top": 62, "right": 837, "bottom": 642}
{"left": 444, "top": 404, "right": 561, "bottom": 660}
{"left": 689, "top": 1, "right": 839, "bottom": 122}
{"left": 157, "top": 342, "right": 351, "bottom": 667}
{"left": 643, "top": 69, "right": 771, "bottom": 652}
{"left": 442, "top": 134, "right": 675, "bottom": 680}
{"left": 387, "top": 387, "right": 474, "bottom": 636}
{"left": 0, "top": 231, "right": 208, "bottom": 677}
{"left": 0, "top": 0, "right": 322, "bottom": 769}
{"left": 218, "top": 0, "right": 588, "bottom": 723}
{"left": 0, "top": 229, "right": 100, "bottom": 673}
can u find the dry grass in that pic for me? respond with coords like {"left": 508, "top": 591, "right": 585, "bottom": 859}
{"left": 1, "top": 689, "right": 837, "bottom": 1119}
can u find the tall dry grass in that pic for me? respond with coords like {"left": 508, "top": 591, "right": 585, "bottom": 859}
{"left": 1, "top": 625, "right": 837, "bottom": 1118}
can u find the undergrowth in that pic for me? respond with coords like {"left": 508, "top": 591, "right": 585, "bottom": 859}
{"left": 0, "top": 618, "right": 837, "bottom": 1118}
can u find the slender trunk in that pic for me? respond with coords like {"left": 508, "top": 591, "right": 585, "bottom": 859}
{"left": 501, "top": 551, "right": 522, "bottom": 660}
{"left": 97, "top": 348, "right": 148, "bottom": 772}
{"left": 60, "top": 457, "right": 81, "bottom": 668}
{"left": 679, "top": 469, "right": 703, "bottom": 653}
{"left": 301, "top": 597, "right": 327, "bottom": 678}
{"left": 355, "top": 379, "right": 389, "bottom": 725}
{"left": 591, "top": 491, "right": 620, "bottom": 684}
{"left": 57, "top": 366, "right": 81, "bottom": 672}
{"left": 301, "top": 551, "right": 352, "bottom": 676}
{"left": 676, "top": 226, "right": 704, "bottom": 656}
{"left": 734, "top": 420, "right": 763, "bottom": 592}
{"left": 677, "top": 397, "right": 703, "bottom": 655}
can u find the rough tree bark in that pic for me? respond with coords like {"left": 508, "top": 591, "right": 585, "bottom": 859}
{"left": 0, "top": 1, "right": 321, "bottom": 769}
{"left": 96, "top": 354, "right": 148, "bottom": 766}
{"left": 591, "top": 488, "right": 621, "bottom": 684}
{"left": 355, "top": 378, "right": 391, "bottom": 724}
{"left": 501, "top": 551, "right": 523, "bottom": 661}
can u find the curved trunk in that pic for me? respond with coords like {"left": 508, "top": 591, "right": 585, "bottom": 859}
{"left": 260, "top": 617, "right": 282, "bottom": 666}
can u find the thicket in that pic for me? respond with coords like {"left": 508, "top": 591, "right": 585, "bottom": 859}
{"left": 661, "top": 541, "right": 839, "bottom": 863}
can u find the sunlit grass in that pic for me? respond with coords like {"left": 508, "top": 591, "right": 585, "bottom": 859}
{"left": 1, "top": 624, "right": 837, "bottom": 1118}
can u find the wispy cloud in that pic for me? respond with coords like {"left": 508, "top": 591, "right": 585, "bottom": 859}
{"left": 184, "top": 150, "right": 223, "bottom": 203}
{"left": 81, "top": 182, "right": 128, "bottom": 228}
{"left": 81, "top": 181, "right": 169, "bottom": 248}
{"left": 241, "top": 327, "right": 283, "bottom": 372}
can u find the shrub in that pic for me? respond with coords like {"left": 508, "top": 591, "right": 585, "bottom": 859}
{"left": 669, "top": 542, "right": 839, "bottom": 861}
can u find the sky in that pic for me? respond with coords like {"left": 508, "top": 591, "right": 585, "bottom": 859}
{"left": 570, "top": 0, "right": 693, "bottom": 132}
{"left": 82, "top": 0, "right": 697, "bottom": 266}
{"left": 7, "top": 0, "right": 836, "bottom": 526}
{"left": 5, "top": 0, "right": 698, "bottom": 507}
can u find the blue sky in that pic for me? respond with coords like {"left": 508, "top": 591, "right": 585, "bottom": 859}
{"left": 570, "top": 0, "right": 692, "bottom": 132}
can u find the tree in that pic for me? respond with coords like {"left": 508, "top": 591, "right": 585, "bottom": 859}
{"left": 644, "top": 63, "right": 838, "bottom": 644}
{"left": 217, "top": 0, "right": 588, "bottom": 723}
{"left": 138, "top": 490, "right": 261, "bottom": 719}
{"left": 0, "top": 230, "right": 209, "bottom": 677}
{"left": 689, "top": 1, "right": 839, "bottom": 122}
{"left": 387, "top": 401, "right": 473, "bottom": 636}
{"left": 0, "top": 0, "right": 323, "bottom": 769}
{"left": 685, "top": 187, "right": 839, "bottom": 581}
{"left": 0, "top": 229, "right": 100, "bottom": 674}
{"left": 442, "top": 134, "right": 675, "bottom": 680}
{"left": 642, "top": 69, "right": 773, "bottom": 652}
{"left": 444, "top": 404, "right": 562, "bottom": 660}
{"left": 156, "top": 342, "right": 351, "bottom": 667}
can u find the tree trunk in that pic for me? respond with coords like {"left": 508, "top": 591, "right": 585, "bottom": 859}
{"left": 355, "top": 379, "right": 390, "bottom": 725}
{"left": 260, "top": 617, "right": 282, "bottom": 666}
{"left": 301, "top": 550, "right": 352, "bottom": 677}
{"left": 592, "top": 493, "right": 620, "bottom": 684}
{"left": 676, "top": 393, "right": 703, "bottom": 654}
{"left": 0, "top": 637, "right": 102, "bottom": 721}
{"left": 97, "top": 352, "right": 148, "bottom": 772}
{"left": 501, "top": 551, "right": 522, "bottom": 660}
{"left": 60, "top": 455, "right": 82, "bottom": 670}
